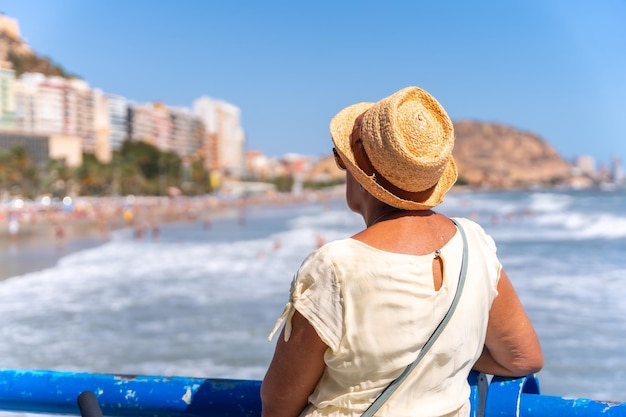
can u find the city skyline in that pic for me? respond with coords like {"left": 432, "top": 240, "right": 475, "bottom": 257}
{"left": 2, "top": 1, "right": 625, "bottom": 167}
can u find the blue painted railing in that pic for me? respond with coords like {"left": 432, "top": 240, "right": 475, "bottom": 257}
{"left": 0, "top": 369, "right": 624, "bottom": 416}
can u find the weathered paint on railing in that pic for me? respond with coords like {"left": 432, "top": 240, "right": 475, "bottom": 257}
{"left": 485, "top": 375, "right": 626, "bottom": 416}
{"left": 0, "top": 369, "right": 261, "bottom": 417}
{"left": 0, "top": 369, "right": 624, "bottom": 417}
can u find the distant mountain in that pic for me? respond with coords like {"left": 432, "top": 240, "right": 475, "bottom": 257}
{"left": 308, "top": 121, "right": 573, "bottom": 189}
{"left": 453, "top": 120, "right": 571, "bottom": 188}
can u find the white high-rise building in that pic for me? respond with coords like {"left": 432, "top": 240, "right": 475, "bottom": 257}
{"left": 105, "top": 93, "right": 129, "bottom": 151}
{"left": 611, "top": 155, "right": 624, "bottom": 184}
{"left": 64, "top": 78, "right": 95, "bottom": 152}
{"left": 193, "top": 96, "right": 246, "bottom": 178}
{"left": 572, "top": 155, "right": 596, "bottom": 177}
{"left": 14, "top": 73, "right": 97, "bottom": 152}
{"left": 15, "top": 73, "right": 64, "bottom": 134}
{"left": 0, "top": 67, "right": 16, "bottom": 129}
{"left": 92, "top": 88, "right": 109, "bottom": 162}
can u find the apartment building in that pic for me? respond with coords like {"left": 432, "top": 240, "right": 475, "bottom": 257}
{"left": 14, "top": 73, "right": 96, "bottom": 151}
{"left": 193, "top": 96, "right": 245, "bottom": 178}
{"left": 129, "top": 102, "right": 207, "bottom": 158}
{"left": 105, "top": 93, "right": 129, "bottom": 151}
{"left": 0, "top": 132, "right": 82, "bottom": 168}
{"left": 63, "top": 78, "right": 95, "bottom": 153}
{"left": 3, "top": 15, "right": 250, "bottom": 190}
{"left": 0, "top": 67, "right": 16, "bottom": 129}
{"left": 152, "top": 102, "right": 172, "bottom": 151}
{"left": 129, "top": 102, "right": 176, "bottom": 151}
{"left": 6, "top": 70, "right": 247, "bottom": 185}
{"left": 128, "top": 102, "right": 157, "bottom": 146}
{"left": 610, "top": 155, "right": 624, "bottom": 184}
{"left": 15, "top": 73, "right": 63, "bottom": 134}
{"left": 572, "top": 155, "right": 596, "bottom": 176}
{"left": 92, "top": 89, "right": 112, "bottom": 163}
{"left": 170, "top": 106, "right": 204, "bottom": 158}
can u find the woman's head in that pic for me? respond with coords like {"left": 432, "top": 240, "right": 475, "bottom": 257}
{"left": 330, "top": 86, "right": 457, "bottom": 210}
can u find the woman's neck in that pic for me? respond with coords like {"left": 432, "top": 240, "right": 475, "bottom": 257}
{"left": 366, "top": 207, "right": 434, "bottom": 227}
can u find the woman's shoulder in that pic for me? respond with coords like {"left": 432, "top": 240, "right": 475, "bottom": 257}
{"left": 451, "top": 216, "right": 489, "bottom": 234}
{"left": 450, "top": 216, "right": 498, "bottom": 253}
{"left": 311, "top": 238, "right": 372, "bottom": 259}
{"left": 297, "top": 238, "right": 384, "bottom": 276}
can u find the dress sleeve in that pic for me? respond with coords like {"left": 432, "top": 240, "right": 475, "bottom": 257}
{"left": 267, "top": 247, "right": 343, "bottom": 351}
{"left": 455, "top": 217, "right": 502, "bottom": 296}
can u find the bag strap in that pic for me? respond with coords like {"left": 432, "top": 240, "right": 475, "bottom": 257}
{"left": 360, "top": 218, "right": 469, "bottom": 417}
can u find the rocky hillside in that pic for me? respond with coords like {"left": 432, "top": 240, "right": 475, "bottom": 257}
{"left": 453, "top": 121, "right": 571, "bottom": 188}
{"left": 0, "top": 17, "right": 75, "bottom": 78}
{"left": 309, "top": 121, "right": 573, "bottom": 189}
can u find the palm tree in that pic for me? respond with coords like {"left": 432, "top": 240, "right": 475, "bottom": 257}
{"left": 0, "top": 147, "right": 39, "bottom": 198}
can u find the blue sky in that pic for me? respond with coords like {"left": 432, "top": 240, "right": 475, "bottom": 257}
{"left": 2, "top": 1, "right": 625, "bottom": 166}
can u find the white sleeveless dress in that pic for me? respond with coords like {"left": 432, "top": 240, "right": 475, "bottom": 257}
{"left": 269, "top": 217, "right": 501, "bottom": 417}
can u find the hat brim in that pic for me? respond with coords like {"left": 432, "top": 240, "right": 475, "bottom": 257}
{"left": 330, "top": 102, "right": 457, "bottom": 210}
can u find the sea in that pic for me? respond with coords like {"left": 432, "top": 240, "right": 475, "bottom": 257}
{"left": 0, "top": 188, "right": 625, "bottom": 409}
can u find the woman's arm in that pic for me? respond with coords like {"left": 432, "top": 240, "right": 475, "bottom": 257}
{"left": 473, "top": 269, "right": 544, "bottom": 377}
{"left": 261, "top": 310, "right": 328, "bottom": 417}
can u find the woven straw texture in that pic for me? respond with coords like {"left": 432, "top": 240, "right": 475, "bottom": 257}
{"left": 330, "top": 86, "right": 457, "bottom": 210}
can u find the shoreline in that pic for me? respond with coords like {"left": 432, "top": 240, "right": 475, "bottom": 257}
{"left": 0, "top": 189, "right": 345, "bottom": 281}
{"left": 0, "top": 232, "right": 109, "bottom": 281}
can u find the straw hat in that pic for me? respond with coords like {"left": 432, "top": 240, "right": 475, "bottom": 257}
{"left": 330, "top": 86, "right": 457, "bottom": 210}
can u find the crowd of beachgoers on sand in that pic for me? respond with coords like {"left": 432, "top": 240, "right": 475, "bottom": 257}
{"left": 0, "top": 187, "right": 345, "bottom": 245}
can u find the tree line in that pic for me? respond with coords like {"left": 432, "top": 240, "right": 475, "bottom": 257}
{"left": 0, "top": 139, "right": 346, "bottom": 199}
{"left": 0, "top": 140, "right": 211, "bottom": 199}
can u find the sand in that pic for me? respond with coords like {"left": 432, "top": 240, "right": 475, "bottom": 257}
{"left": 0, "top": 189, "right": 345, "bottom": 281}
{"left": 0, "top": 232, "right": 108, "bottom": 281}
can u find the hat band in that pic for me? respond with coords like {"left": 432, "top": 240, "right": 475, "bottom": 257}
{"left": 352, "top": 138, "right": 436, "bottom": 204}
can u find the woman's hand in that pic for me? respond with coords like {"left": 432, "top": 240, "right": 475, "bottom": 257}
{"left": 261, "top": 310, "right": 328, "bottom": 417}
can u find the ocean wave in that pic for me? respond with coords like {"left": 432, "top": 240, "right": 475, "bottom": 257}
{"left": 0, "top": 191, "right": 624, "bottom": 401}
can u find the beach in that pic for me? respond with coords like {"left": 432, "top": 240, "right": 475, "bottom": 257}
{"left": 0, "top": 196, "right": 185, "bottom": 281}
{"left": 0, "top": 189, "right": 344, "bottom": 281}
{"left": 0, "top": 229, "right": 107, "bottom": 280}
{"left": 0, "top": 188, "right": 624, "bottom": 402}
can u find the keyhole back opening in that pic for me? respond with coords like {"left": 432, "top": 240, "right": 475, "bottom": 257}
{"left": 432, "top": 251, "right": 444, "bottom": 291}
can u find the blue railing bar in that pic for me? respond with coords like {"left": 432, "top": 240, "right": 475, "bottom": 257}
{"left": 0, "top": 369, "right": 261, "bottom": 417}
{"left": 485, "top": 374, "right": 626, "bottom": 417}
{"left": 517, "top": 394, "right": 626, "bottom": 417}
{"left": 1, "top": 369, "right": 624, "bottom": 417}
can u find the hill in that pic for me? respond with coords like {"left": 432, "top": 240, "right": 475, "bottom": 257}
{"left": 309, "top": 121, "right": 573, "bottom": 189}
{"left": 0, "top": 15, "right": 76, "bottom": 78}
{"left": 453, "top": 121, "right": 571, "bottom": 188}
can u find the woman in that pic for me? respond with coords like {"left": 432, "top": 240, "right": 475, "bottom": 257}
{"left": 261, "top": 86, "right": 543, "bottom": 417}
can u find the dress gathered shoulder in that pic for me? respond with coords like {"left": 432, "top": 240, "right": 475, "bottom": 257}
{"left": 268, "top": 217, "right": 501, "bottom": 417}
